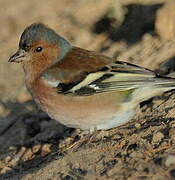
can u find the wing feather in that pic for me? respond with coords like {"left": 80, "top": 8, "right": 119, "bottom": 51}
{"left": 42, "top": 60, "right": 175, "bottom": 96}
{"left": 66, "top": 61, "right": 159, "bottom": 95}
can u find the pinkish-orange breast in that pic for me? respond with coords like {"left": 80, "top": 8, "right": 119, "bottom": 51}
{"left": 27, "top": 78, "right": 122, "bottom": 130}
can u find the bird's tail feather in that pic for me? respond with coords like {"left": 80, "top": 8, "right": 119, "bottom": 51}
{"left": 152, "top": 76, "right": 175, "bottom": 89}
{"left": 131, "top": 77, "right": 175, "bottom": 104}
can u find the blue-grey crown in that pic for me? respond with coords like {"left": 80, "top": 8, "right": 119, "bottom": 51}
{"left": 19, "top": 23, "right": 72, "bottom": 60}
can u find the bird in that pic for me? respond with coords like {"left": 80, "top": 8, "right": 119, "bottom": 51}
{"left": 9, "top": 23, "right": 175, "bottom": 132}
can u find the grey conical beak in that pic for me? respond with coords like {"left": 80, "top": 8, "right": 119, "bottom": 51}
{"left": 9, "top": 49, "right": 26, "bottom": 63}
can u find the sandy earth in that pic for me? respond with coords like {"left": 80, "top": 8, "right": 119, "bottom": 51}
{"left": 1, "top": 0, "right": 175, "bottom": 179}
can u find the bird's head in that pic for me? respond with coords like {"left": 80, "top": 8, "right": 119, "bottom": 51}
{"left": 9, "top": 23, "right": 71, "bottom": 70}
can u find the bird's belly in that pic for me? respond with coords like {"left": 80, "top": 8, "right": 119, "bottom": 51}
{"left": 95, "top": 109, "right": 134, "bottom": 130}
{"left": 35, "top": 93, "right": 134, "bottom": 131}
{"left": 31, "top": 80, "right": 135, "bottom": 131}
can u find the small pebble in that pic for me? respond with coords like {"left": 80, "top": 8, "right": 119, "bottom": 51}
{"left": 165, "top": 154, "right": 175, "bottom": 167}
{"left": 8, "top": 147, "right": 26, "bottom": 167}
{"left": 22, "top": 148, "right": 35, "bottom": 161}
{"left": 135, "top": 123, "right": 141, "bottom": 129}
{"left": 32, "top": 144, "right": 41, "bottom": 154}
{"left": 8, "top": 146, "right": 17, "bottom": 151}
{"left": 4, "top": 156, "right": 12, "bottom": 163}
{"left": 112, "top": 134, "right": 122, "bottom": 140}
{"left": 59, "top": 137, "right": 74, "bottom": 149}
{"left": 41, "top": 144, "right": 51, "bottom": 157}
{"left": 152, "top": 132, "right": 164, "bottom": 144}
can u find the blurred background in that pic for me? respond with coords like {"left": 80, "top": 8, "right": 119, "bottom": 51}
{"left": 1, "top": 0, "right": 175, "bottom": 179}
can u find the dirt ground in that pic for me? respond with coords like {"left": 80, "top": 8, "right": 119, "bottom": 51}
{"left": 1, "top": 0, "right": 175, "bottom": 179}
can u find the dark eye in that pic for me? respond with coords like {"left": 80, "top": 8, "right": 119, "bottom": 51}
{"left": 35, "top": 47, "right": 43, "bottom": 52}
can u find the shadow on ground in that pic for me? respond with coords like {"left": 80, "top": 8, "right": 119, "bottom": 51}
{"left": 93, "top": 3, "right": 163, "bottom": 45}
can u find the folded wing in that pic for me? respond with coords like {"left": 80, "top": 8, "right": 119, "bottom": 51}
{"left": 53, "top": 61, "right": 175, "bottom": 96}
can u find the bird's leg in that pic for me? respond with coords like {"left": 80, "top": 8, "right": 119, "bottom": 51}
{"left": 66, "top": 128, "right": 100, "bottom": 152}
{"left": 87, "top": 127, "right": 100, "bottom": 143}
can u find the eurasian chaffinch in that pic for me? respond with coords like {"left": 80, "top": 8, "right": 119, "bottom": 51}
{"left": 9, "top": 23, "right": 175, "bottom": 132}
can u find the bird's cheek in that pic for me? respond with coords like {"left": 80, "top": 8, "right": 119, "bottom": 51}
{"left": 20, "top": 54, "right": 33, "bottom": 65}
